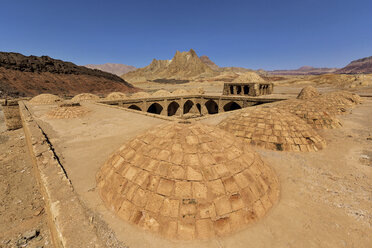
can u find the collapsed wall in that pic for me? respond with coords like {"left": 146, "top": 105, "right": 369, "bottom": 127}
{"left": 1, "top": 99, "right": 22, "bottom": 130}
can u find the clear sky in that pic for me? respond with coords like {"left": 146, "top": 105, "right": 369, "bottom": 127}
{"left": 1, "top": 0, "right": 371, "bottom": 70}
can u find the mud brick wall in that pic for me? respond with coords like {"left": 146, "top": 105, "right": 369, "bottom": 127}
{"left": 1, "top": 100, "right": 22, "bottom": 130}
{"left": 19, "top": 101, "right": 106, "bottom": 248}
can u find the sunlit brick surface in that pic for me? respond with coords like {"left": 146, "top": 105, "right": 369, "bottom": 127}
{"left": 296, "top": 86, "right": 320, "bottom": 100}
{"left": 219, "top": 107, "right": 326, "bottom": 152}
{"left": 46, "top": 105, "right": 89, "bottom": 119}
{"left": 29, "top": 93, "right": 62, "bottom": 105}
{"left": 106, "top": 92, "right": 127, "bottom": 100}
{"left": 71, "top": 93, "right": 100, "bottom": 102}
{"left": 152, "top": 90, "right": 171, "bottom": 97}
{"left": 96, "top": 122, "right": 279, "bottom": 240}
{"left": 276, "top": 99, "right": 343, "bottom": 129}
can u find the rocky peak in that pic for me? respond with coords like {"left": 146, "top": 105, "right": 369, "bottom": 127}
{"left": 200, "top": 55, "right": 219, "bottom": 71}
{"left": 122, "top": 49, "right": 217, "bottom": 81}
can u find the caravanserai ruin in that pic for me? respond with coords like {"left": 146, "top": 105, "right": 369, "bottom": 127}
{"left": 1, "top": 83, "right": 369, "bottom": 248}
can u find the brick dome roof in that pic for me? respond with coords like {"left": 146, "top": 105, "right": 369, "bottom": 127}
{"left": 218, "top": 107, "right": 326, "bottom": 152}
{"left": 96, "top": 121, "right": 279, "bottom": 240}
{"left": 29, "top": 94, "right": 62, "bottom": 105}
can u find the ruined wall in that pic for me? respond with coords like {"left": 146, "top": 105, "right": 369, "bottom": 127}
{"left": 223, "top": 83, "right": 274, "bottom": 96}
{"left": 19, "top": 101, "right": 107, "bottom": 248}
{"left": 1, "top": 100, "right": 22, "bottom": 130}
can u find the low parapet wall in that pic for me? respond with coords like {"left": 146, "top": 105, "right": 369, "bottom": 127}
{"left": 19, "top": 101, "right": 106, "bottom": 248}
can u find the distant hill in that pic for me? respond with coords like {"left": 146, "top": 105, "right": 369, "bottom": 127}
{"left": 199, "top": 55, "right": 255, "bottom": 73}
{"left": 0, "top": 52, "right": 137, "bottom": 98}
{"left": 122, "top": 49, "right": 217, "bottom": 83}
{"left": 336, "top": 56, "right": 372, "bottom": 74}
{"left": 84, "top": 63, "right": 136, "bottom": 76}
{"left": 269, "top": 66, "right": 338, "bottom": 75}
{"left": 199, "top": 55, "right": 220, "bottom": 70}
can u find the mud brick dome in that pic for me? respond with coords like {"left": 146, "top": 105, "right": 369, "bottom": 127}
{"left": 316, "top": 91, "right": 362, "bottom": 114}
{"left": 106, "top": 92, "right": 127, "bottom": 100}
{"left": 276, "top": 99, "right": 343, "bottom": 129}
{"left": 218, "top": 107, "right": 326, "bottom": 152}
{"left": 46, "top": 103, "right": 89, "bottom": 119}
{"left": 297, "top": 86, "right": 320, "bottom": 100}
{"left": 152, "top": 90, "right": 171, "bottom": 97}
{"left": 71, "top": 93, "right": 100, "bottom": 102}
{"left": 131, "top": 91, "right": 150, "bottom": 98}
{"left": 29, "top": 93, "right": 62, "bottom": 105}
{"left": 96, "top": 122, "right": 279, "bottom": 240}
{"left": 172, "top": 89, "right": 189, "bottom": 96}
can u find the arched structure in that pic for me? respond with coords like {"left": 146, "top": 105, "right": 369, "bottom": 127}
{"left": 147, "top": 103, "right": 163, "bottom": 114}
{"left": 205, "top": 100, "right": 218, "bottom": 114}
{"left": 223, "top": 101, "right": 242, "bottom": 112}
{"left": 128, "top": 105, "right": 142, "bottom": 111}
{"left": 196, "top": 103, "right": 201, "bottom": 114}
{"left": 183, "top": 100, "right": 195, "bottom": 114}
{"left": 167, "top": 101, "right": 180, "bottom": 116}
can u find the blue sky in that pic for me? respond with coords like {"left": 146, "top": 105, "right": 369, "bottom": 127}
{"left": 1, "top": 0, "right": 371, "bottom": 70}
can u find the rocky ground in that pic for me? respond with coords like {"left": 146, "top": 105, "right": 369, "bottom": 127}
{"left": 0, "top": 107, "right": 52, "bottom": 248}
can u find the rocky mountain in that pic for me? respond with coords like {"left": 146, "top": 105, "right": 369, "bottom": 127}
{"left": 269, "top": 66, "right": 338, "bottom": 75}
{"left": 199, "top": 55, "right": 219, "bottom": 70}
{"left": 0, "top": 52, "right": 137, "bottom": 98}
{"left": 122, "top": 49, "right": 217, "bottom": 83}
{"left": 336, "top": 56, "right": 372, "bottom": 74}
{"left": 84, "top": 63, "right": 136, "bottom": 76}
{"left": 199, "top": 56, "right": 255, "bottom": 73}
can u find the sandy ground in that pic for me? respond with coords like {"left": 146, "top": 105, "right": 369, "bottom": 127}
{"left": 25, "top": 93, "right": 372, "bottom": 248}
{"left": 0, "top": 107, "right": 52, "bottom": 248}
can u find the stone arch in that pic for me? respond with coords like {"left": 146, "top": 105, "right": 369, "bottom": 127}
{"left": 128, "top": 105, "right": 142, "bottom": 111}
{"left": 223, "top": 101, "right": 242, "bottom": 112}
{"left": 167, "top": 101, "right": 180, "bottom": 116}
{"left": 183, "top": 100, "right": 195, "bottom": 114}
{"left": 147, "top": 103, "right": 163, "bottom": 114}
{"left": 205, "top": 99, "right": 219, "bottom": 114}
{"left": 196, "top": 103, "right": 201, "bottom": 114}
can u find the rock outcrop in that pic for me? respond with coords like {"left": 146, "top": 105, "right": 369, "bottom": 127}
{"left": 122, "top": 49, "right": 217, "bottom": 82}
{"left": 199, "top": 55, "right": 219, "bottom": 70}
{"left": 336, "top": 56, "right": 372, "bottom": 74}
{"left": 0, "top": 52, "right": 137, "bottom": 98}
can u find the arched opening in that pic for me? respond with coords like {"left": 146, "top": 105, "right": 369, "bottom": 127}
{"left": 244, "top": 86, "right": 249, "bottom": 95}
{"left": 183, "top": 100, "right": 194, "bottom": 114}
{"left": 223, "top": 101, "right": 242, "bottom": 112}
{"left": 196, "top": 103, "right": 201, "bottom": 114}
{"left": 128, "top": 105, "right": 141, "bottom": 111}
{"left": 237, "top": 86, "right": 242, "bottom": 95}
{"left": 230, "top": 85, "right": 234, "bottom": 94}
{"left": 205, "top": 100, "right": 218, "bottom": 114}
{"left": 167, "top": 101, "right": 180, "bottom": 116}
{"left": 147, "top": 103, "right": 163, "bottom": 114}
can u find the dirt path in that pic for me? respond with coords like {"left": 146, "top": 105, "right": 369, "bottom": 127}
{"left": 0, "top": 108, "right": 52, "bottom": 248}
